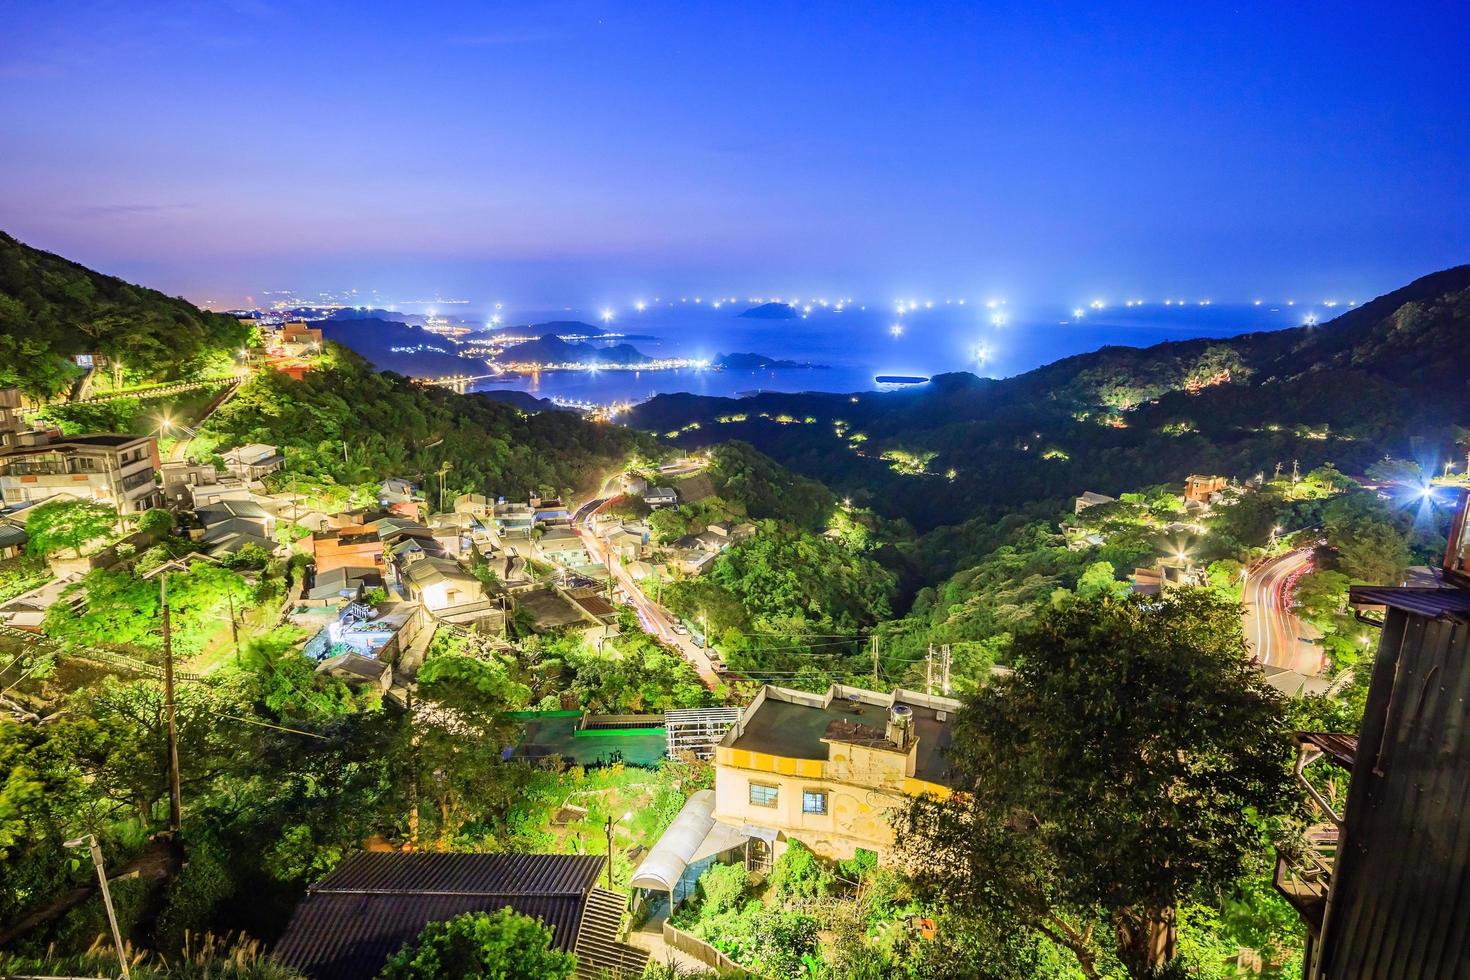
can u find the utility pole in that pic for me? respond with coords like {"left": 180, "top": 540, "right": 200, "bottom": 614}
{"left": 870, "top": 635, "right": 879, "bottom": 688}
{"left": 1291, "top": 459, "right": 1300, "bottom": 484}
{"left": 160, "top": 573, "right": 182, "bottom": 834}
{"left": 226, "top": 585, "right": 239, "bottom": 662}
{"left": 605, "top": 814, "right": 616, "bottom": 891}
{"left": 941, "top": 644, "right": 952, "bottom": 695}
{"left": 65, "top": 835, "right": 130, "bottom": 980}
{"left": 926, "top": 644, "right": 934, "bottom": 696}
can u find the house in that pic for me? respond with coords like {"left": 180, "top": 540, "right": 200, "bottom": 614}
{"left": 452, "top": 492, "right": 491, "bottom": 518}
{"left": 711, "top": 684, "right": 962, "bottom": 864}
{"left": 1274, "top": 496, "right": 1470, "bottom": 978}
{"left": 313, "top": 525, "right": 384, "bottom": 575}
{"left": 603, "top": 524, "right": 648, "bottom": 561}
{"left": 537, "top": 526, "right": 589, "bottom": 566}
{"left": 197, "top": 499, "right": 275, "bottom": 547}
{"left": 644, "top": 486, "right": 678, "bottom": 509}
{"left": 220, "top": 444, "right": 284, "bottom": 482}
{"left": 305, "top": 565, "right": 382, "bottom": 604}
{"left": 278, "top": 320, "right": 323, "bottom": 354}
{"left": 1184, "top": 474, "right": 1229, "bottom": 504}
{"left": 272, "top": 852, "right": 648, "bottom": 980}
{"left": 731, "top": 522, "right": 756, "bottom": 541}
{"left": 532, "top": 496, "right": 570, "bottom": 523}
{"left": 160, "top": 460, "right": 222, "bottom": 508}
{"left": 316, "top": 651, "right": 392, "bottom": 693}
{"left": 428, "top": 511, "right": 486, "bottom": 556}
{"left": 1130, "top": 560, "right": 1204, "bottom": 595}
{"left": 401, "top": 556, "right": 485, "bottom": 614}
{"left": 1074, "top": 490, "right": 1116, "bottom": 515}
{"left": 493, "top": 500, "right": 535, "bottom": 536}
{"left": 0, "top": 388, "right": 23, "bottom": 452}
{"left": 378, "top": 479, "right": 422, "bottom": 520}
{"left": 481, "top": 551, "right": 534, "bottom": 592}
{"left": 197, "top": 499, "right": 276, "bottom": 555}
{"left": 0, "top": 430, "right": 161, "bottom": 513}
{"left": 515, "top": 586, "right": 592, "bottom": 631}
{"left": 677, "top": 549, "right": 718, "bottom": 576}
{"left": 189, "top": 479, "right": 253, "bottom": 509}
{"left": 0, "top": 520, "right": 27, "bottom": 560}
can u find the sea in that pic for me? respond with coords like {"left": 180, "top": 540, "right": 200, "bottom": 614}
{"left": 463, "top": 299, "right": 1331, "bottom": 406}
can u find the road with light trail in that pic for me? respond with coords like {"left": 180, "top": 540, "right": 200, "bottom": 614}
{"left": 1243, "top": 548, "right": 1322, "bottom": 675}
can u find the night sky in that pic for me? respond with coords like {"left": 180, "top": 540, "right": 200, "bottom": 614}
{"left": 2, "top": 0, "right": 1467, "bottom": 308}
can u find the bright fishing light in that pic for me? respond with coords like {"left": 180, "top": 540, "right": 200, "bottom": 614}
{"left": 601, "top": 308, "right": 615, "bottom": 323}
{"left": 974, "top": 343, "right": 992, "bottom": 363}
{"left": 1090, "top": 299, "right": 1104, "bottom": 309}
{"left": 986, "top": 299, "right": 998, "bottom": 309}
{"left": 635, "top": 300, "right": 646, "bottom": 312}
{"left": 1303, "top": 314, "right": 1318, "bottom": 326}
{"left": 890, "top": 323, "right": 904, "bottom": 337}
{"left": 1072, "top": 308, "right": 1085, "bottom": 318}
{"left": 1254, "top": 299, "right": 1262, "bottom": 306}
{"left": 990, "top": 313, "right": 1007, "bottom": 326}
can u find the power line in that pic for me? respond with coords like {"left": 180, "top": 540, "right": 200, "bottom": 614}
{"left": 215, "top": 711, "right": 328, "bottom": 739}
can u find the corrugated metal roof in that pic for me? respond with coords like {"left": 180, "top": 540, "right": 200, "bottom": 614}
{"left": 1297, "top": 732, "right": 1358, "bottom": 770}
{"left": 272, "top": 853, "right": 607, "bottom": 980}
{"left": 272, "top": 892, "right": 585, "bottom": 980}
{"left": 1348, "top": 586, "right": 1470, "bottom": 623}
{"left": 309, "top": 851, "right": 604, "bottom": 896}
{"left": 572, "top": 887, "right": 649, "bottom": 979}
{"left": 1314, "top": 610, "right": 1470, "bottom": 979}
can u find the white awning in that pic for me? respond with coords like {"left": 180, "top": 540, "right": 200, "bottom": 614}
{"left": 629, "top": 790, "right": 747, "bottom": 892}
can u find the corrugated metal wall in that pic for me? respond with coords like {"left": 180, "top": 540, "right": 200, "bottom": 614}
{"left": 1316, "top": 610, "right": 1470, "bottom": 979}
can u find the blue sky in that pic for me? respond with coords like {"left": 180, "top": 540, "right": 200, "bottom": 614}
{"left": 1, "top": 0, "right": 1466, "bottom": 307}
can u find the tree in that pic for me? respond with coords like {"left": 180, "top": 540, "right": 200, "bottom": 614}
{"left": 901, "top": 591, "right": 1298, "bottom": 979}
{"left": 376, "top": 908, "right": 575, "bottom": 980}
{"left": 25, "top": 497, "right": 116, "bottom": 559}
{"left": 135, "top": 507, "right": 176, "bottom": 538}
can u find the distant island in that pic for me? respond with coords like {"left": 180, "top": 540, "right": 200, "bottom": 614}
{"left": 497, "top": 333, "right": 655, "bottom": 367}
{"left": 738, "top": 302, "right": 799, "bottom": 320}
{"left": 315, "top": 317, "right": 476, "bottom": 377}
{"left": 715, "top": 352, "right": 826, "bottom": 370}
{"left": 475, "top": 320, "right": 655, "bottom": 343}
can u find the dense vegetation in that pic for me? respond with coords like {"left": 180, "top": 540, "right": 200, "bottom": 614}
{"left": 0, "top": 231, "right": 253, "bottom": 398}
{"left": 632, "top": 266, "right": 1470, "bottom": 554}
{"left": 199, "top": 346, "right": 658, "bottom": 502}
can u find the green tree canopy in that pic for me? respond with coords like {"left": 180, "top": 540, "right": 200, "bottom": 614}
{"left": 902, "top": 591, "right": 1298, "bottom": 979}
{"left": 25, "top": 497, "right": 117, "bottom": 558}
{"left": 376, "top": 909, "right": 575, "bottom": 980}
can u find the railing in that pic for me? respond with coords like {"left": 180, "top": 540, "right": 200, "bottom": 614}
{"left": 661, "top": 921, "right": 748, "bottom": 975}
{"left": 1274, "top": 824, "right": 1338, "bottom": 928}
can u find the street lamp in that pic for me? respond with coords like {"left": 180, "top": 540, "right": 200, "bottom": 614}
{"left": 64, "top": 835, "right": 131, "bottom": 979}
{"left": 605, "top": 811, "right": 633, "bottom": 891}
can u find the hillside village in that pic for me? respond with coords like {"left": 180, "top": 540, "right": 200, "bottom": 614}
{"left": 2, "top": 239, "right": 1469, "bottom": 979}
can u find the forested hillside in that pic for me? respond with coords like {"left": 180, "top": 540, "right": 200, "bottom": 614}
{"left": 0, "top": 231, "right": 253, "bottom": 398}
{"left": 200, "top": 347, "right": 658, "bottom": 502}
{"left": 631, "top": 266, "right": 1470, "bottom": 540}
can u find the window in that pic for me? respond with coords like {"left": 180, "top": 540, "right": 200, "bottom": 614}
{"left": 748, "top": 782, "right": 778, "bottom": 807}
{"left": 802, "top": 790, "right": 828, "bottom": 815}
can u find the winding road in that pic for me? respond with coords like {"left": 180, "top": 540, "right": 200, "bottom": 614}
{"left": 1243, "top": 548, "right": 1322, "bottom": 675}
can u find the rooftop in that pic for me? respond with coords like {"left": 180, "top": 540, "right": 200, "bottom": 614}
{"left": 724, "top": 685, "right": 962, "bottom": 786}
{"left": 272, "top": 852, "right": 624, "bottom": 980}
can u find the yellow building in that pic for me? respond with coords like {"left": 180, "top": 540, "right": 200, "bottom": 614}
{"left": 712, "top": 684, "right": 961, "bottom": 865}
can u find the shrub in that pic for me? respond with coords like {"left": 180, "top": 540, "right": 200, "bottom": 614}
{"left": 696, "top": 862, "right": 749, "bottom": 918}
